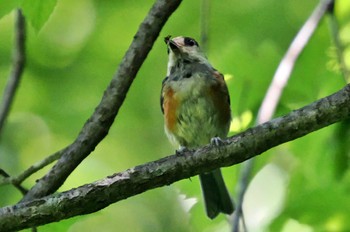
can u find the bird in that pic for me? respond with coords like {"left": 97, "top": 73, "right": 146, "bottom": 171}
{"left": 160, "top": 35, "right": 234, "bottom": 219}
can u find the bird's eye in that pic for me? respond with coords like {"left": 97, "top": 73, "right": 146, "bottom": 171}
{"left": 187, "top": 40, "right": 195, "bottom": 46}
{"left": 184, "top": 37, "right": 198, "bottom": 47}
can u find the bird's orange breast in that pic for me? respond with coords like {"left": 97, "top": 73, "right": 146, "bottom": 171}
{"left": 163, "top": 87, "right": 178, "bottom": 133}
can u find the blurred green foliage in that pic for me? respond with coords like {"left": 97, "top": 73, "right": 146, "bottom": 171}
{"left": 0, "top": 0, "right": 350, "bottom": 231}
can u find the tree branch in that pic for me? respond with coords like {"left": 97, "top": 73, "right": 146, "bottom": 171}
{"left": 257, "top": 0, "right": 334, "bottom": 124}
{"left": 1, "top": 84, "right": 349, "bottom": 231}
{"left": 233, "top": 0, "right": 334, "bottom": 230}
{"left": 0, "top": 169, "right": 27, "bottom": 195}
{"left": 200, "top": 0, "right": 210, "bottom": 52}
{"left": 19, "top": 0, "right": 183, "bottom": 202}
{"left": 0, "top": 151, "right": 62, "bottom": 186}
{"left": 0, "top": 9, "right": 26, "bottom": 136}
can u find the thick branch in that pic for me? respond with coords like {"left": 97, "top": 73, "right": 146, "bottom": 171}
{"left": 1, "top": 84, "right": 349, "bottom": 231}
{"left": 20, "top": 0, "right": 182, "bottom": 202}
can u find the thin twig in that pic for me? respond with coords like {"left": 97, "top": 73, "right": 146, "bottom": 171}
{"left": 0, "top": 169, "right": 27, "bottom": 195}
{"left": 0, "top": 10, "right": 61, "bottom": 186}
{"left": 0, "top": 11, "right": 37, "bottom": 231}
{"left": 1, "top": 83, "right": 350, "bottom": 231}
{"left": 232, "top": 160, "right": 252, "bottom": 232}
{"left": 200, "top": 0, "right": 210, "bottom": 52}
{"left": 0, "top": 150, "right": 62, "bottom": 186}
{"left": 232, "top": 0, "right": 334, "bottom": 231}
{"left": 327, "top": 1, "right": 350, "bottom": 83}
{"left": 0, "top": 9, "right": 26, "bottom": 136}
{"left": 257, "top": 0, "right": 334, "bottom": 124}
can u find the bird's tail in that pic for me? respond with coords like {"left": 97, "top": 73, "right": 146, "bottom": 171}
{"left": 199, "top": 169, "right": 234, "bottom": 219}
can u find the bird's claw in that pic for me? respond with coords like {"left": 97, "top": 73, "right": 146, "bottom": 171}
{"left": 210, "top": 137, "right": 224, "bottom": 146}
{"left": 176, "top": 146, "right": 190, "bottom": 155}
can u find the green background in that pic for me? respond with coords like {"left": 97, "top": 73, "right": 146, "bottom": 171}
{"left": 1, "top": 0, "right": 350, "bottom": 231}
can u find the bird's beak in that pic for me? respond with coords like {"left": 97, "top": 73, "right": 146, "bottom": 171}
{"left": 164, "top": 36, "right": 179, "bottom": 52}
{"left": 169, "top": 40, "right": 179, "bottom": 51}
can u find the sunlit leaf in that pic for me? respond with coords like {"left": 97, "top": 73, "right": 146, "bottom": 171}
{"left": 281, "top": 219, "right": 313, "bottom": 232}
{"left": 0, "top": 0, "right": 20, "bottom": 19}
{"left": 20, "top": 0, "right": 57, "bottom": 32}
{"left": 229, "top": 110, "right": 253, "bottom": 133}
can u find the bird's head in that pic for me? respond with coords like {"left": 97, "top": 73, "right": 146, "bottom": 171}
{"left": 164, "top": 36, "right": 205, "bottom": 62}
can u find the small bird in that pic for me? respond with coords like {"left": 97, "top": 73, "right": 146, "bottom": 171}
{"left": 160, "top": 36, "right": 234, "bottom": 219}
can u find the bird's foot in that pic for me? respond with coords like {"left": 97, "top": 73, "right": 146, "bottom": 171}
{"left": 210, "top": 137, "right": 225, "bottom": 146}
{"left": 175, "top": 146, "right": 190, "bottom": 155}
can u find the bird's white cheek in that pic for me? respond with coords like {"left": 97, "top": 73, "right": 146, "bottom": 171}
{"left": 167, "top": 52, "right": 177, "bottom": 76}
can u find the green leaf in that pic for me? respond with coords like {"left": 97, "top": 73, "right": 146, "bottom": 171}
{"left": 20, "top": 0, "right": 57, "bottom": 32}
{"left": 0, "top": 0, "right": 21, "bottom": 19}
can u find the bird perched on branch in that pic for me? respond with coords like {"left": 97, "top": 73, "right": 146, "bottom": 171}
{"left": 160, "top": 35, "right": 234, "bottom": 219}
